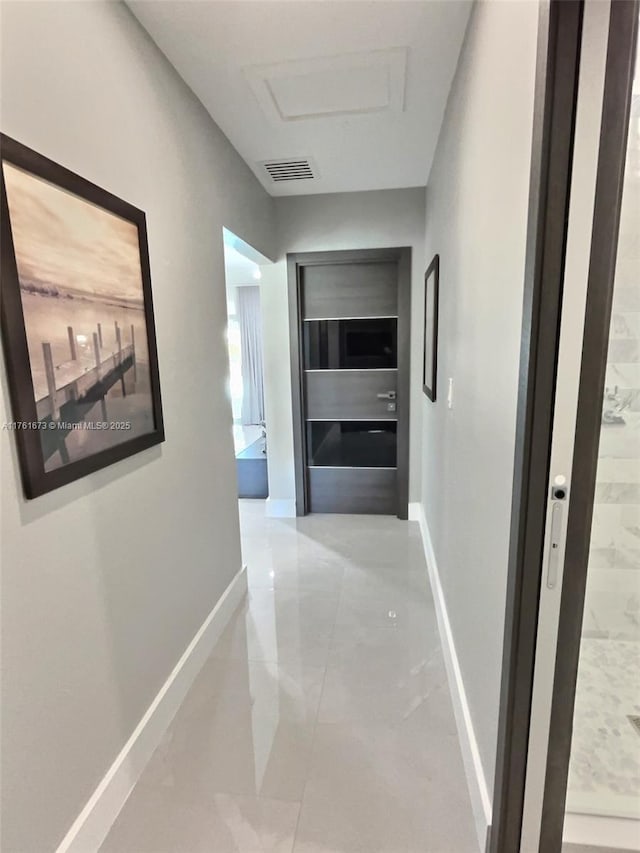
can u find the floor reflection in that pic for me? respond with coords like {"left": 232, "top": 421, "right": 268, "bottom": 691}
{"left": 101, "top": 501, "right": 477, "bottom": 853}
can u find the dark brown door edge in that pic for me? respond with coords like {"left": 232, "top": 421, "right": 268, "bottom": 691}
{"left": 488, "top": 2, "right": 584, "bottom": 852}
{"left": 540, "top": 2, "right": 639, "bottom": 849}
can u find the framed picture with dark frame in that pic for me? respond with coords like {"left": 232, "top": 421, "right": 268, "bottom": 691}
{"left": 422, "top": 253, "right": 439, "bottom": 401}
{"left": 1, "top": 134, "right": 164, "bottom": 499}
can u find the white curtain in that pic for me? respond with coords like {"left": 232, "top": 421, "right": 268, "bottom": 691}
{"left": 236, "top": 285, "right": 265, "bottom": 425}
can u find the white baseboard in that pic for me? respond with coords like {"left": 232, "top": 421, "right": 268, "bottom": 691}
{"left": 408, "top": 502, "right": 421, "bottom": 522}
{"left": 564, "top": 812, "right": 640, "bottom": 850}
{"left": 415, "top": 504, "right": 491, "bottom": 853}
{"left": 265, "top": 497, "right": 296, "bottom": 518}
{"left": 56, "top": 566, "right": 248, "bottom": 853}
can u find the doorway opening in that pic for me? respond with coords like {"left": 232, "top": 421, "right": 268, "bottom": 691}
{"left": 222, "top": 228, "right": 271, "bottom": 501}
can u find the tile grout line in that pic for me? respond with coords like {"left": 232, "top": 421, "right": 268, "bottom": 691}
{"left": 242, "top": 505, "right": 347, "bottom": 852}
{"left": 289, "top": 553, "right": 346, "bottom": 853}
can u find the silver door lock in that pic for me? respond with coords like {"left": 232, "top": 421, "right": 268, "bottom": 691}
{"left": 547, "top": 480, "right": 569, "bottom": 590}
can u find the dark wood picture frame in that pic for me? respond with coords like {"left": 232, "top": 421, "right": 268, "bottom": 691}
{"left": 1, "top": 134, "right": 164, "bottom": 499}
{"left": 422, "top": 253, "right": 439, "bottom": 401}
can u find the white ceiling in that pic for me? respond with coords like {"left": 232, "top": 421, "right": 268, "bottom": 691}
{"left": 128, "top": 1, "right": 472, "bottom": 197}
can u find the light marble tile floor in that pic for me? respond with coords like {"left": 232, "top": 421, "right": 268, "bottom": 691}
{"left": 567, "top": 638, "right": 640, "bottom": 820}
{"left": 101, "top": 500, "right": 478, "bottom": 853}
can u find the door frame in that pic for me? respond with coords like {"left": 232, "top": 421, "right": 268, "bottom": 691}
{"left": 539, "top": 1, "right": 639, "bottom": 847}
{"left": 488, "top": 1, "right": 585, "bottom": 850}
{"left": 286, "top": 247, "right": 412, "bottom": 519}
{"left": 490, "top": 0, "right": 640, "bottom": 850}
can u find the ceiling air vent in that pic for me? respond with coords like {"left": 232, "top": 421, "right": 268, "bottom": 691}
{"left": 260, "top": 158, "right": 316, "bottom": 183}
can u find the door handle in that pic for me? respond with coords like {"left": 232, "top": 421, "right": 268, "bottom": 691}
{"left": 546, "top": 503, "right": 563, "bottom": 589}
{"left": 377, "top": 391, "right": 397, "bottom": 400}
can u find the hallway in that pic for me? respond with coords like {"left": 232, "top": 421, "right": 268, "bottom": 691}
{"left": 101, "top": 501, "right": 478, "bottom": 852}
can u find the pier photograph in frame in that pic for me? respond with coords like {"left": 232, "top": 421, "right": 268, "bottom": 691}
{"left": 1, "top": 135, "right": 164, "bottom": 498}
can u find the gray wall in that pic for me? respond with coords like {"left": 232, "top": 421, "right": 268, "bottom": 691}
{"left": 0, "top": 2, "right": 275, "bottom": 850}
{"left": 420, "top": 0, "right": 538, "bottom": 798}
{"left": 262, "top": 188, "right": 426, "bottom": 509}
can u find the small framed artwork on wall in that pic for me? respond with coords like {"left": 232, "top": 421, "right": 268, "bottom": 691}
{"left": 423, "top": 253, "right": 439, "bottom": 401}
{"left": 0, "top": 134, "right": 164, "bottom": 498}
